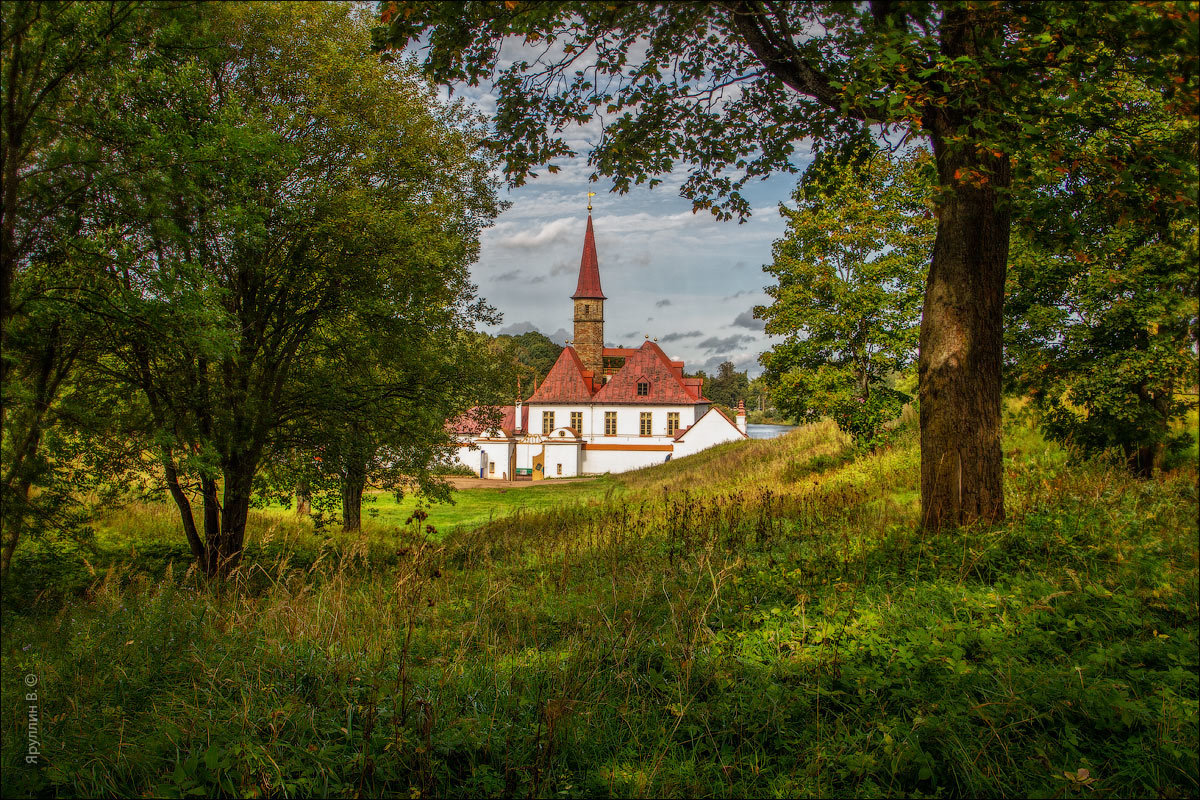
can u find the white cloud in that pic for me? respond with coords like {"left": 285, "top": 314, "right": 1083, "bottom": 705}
{"left": 491, "top": 217, "right": 577, "bottom": 248}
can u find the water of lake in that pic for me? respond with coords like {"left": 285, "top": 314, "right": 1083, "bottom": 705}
{"left": 746, "top": 423, "right": 797, "bottom": 440}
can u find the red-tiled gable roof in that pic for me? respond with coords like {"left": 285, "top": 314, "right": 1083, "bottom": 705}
{"left": 571, "top": 214, "right": 606, "bottom": 300}
{"left": 450, "top": 404, "right": 527, "bottom": 437}
{"left": 527, "top": 346, "right": 597, "bottom": 403}
{"left": 592, "top": 341, "right": 704, "bottom": 404}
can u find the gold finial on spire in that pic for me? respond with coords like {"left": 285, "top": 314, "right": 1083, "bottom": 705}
{"left": 587, "top": 191, "right": 595, "bottom": 212}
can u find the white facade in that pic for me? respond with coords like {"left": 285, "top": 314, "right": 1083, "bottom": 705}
{"left": 455, "top": 401, "right": 746, "bottom": 479}
{"left": 451, "top": 437, "right": 516, "bottom": 479}
{"left": 673, "top": 407, "right": 748, "bottom": 459}
{"left": 526, "top": 403, "right": 702, "bottom": 439}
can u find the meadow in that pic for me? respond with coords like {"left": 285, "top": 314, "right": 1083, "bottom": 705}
{"left": 1, "top": 415, "right": 1197, "bottom": 798}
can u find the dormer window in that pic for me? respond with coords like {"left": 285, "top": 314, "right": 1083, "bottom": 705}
{"left": 583, "top": 304, "right": 590, "bottom": 313}
{"left": 636, "top": 380, "right": 649, "bottom": 397}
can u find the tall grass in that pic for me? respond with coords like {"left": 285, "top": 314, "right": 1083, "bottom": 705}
{"left": 2, "top": 417, "right": 1196, "bottom": 798}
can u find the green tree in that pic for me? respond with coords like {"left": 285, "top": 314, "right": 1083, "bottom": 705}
{"left": 375, "top": 0, "right": 1197, "bottom": 527}
{"left": 1005, "top": 83, "right": 1199, "bottom": 476}
{"left": 98, "top": 2, "right": 501, "bottom": 575}
{"left": 494, "top": 329, "right": 562, "bottom": 396}
{"left": 704, "top": 360, "right": 750, "bottom": 410}
{"left": 758, "top": 145, "right": 934, "bottom": 446}
{"left": 0, "top": 1, "right": 199, "bottom": 576}
{"left": 287, "top": 326, "right": 509, "bottom": 533}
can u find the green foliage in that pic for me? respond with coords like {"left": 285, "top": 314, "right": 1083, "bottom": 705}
{"left": 1005, "top": 80, "right": 1199, "bottom": 475}
{"left": 88, "top": 2, "right": 502, "bottom": 565}
{"left": 701, "top": 360, "right": 750, "bottom": 409}
{"left": 758, "top": 146, "right": 934, "bottom": 447}
{"left": 3, "top": 413, "right": 1197, "bottom": 798}
{"left": 374, "top": 2, "right": 1196, "bottom": 222}
{"left": 0, "top": 1, "right": 203, "bottom": 575}
{"left": 492, "top": 329, "right": 563, "bottom": 395}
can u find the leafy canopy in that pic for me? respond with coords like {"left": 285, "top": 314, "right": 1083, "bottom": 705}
{"left": 758, "top": 144, "right": 935, "bottom": 445}
{"left": 375, "top": 1, "right": 1199, "bottom": 220}
{"left": 1005, "top": 79, "right": 1199, "bottom": 473}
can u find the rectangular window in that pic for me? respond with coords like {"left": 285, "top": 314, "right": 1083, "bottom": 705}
{"left": 605, "top": 411, "right": 617, "bottom": 435}
{"left": 640, "top": 412, "right": 652, "bottom": 436}
{"left": 636, "top": 381, "right": 649, "bottom": 396}
{"left": 488, "top": 462, "right": 495, "bottom": 475}
{"left": 667, "top": 412, "right": 680, "bottom": 435}
{"left": 570, "top": 411, "right": 582, "bottom": 432}
{"left": 542, "top": 410, "right": 554, "bottom": 435}
{"left": 556, "top": 463, "right": 562, "bottom": 476}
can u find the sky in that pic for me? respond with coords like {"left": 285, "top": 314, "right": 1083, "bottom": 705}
{"left": 444, "top": 83, "right": 812, "bottom": 379}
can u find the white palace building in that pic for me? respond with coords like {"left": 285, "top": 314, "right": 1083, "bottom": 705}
{"left": 451, "top": 210, "right": 747, "bottom": 480}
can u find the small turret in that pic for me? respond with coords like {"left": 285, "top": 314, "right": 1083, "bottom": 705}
{"left": 736, "top": 399, "right": 747, "bottom": 435}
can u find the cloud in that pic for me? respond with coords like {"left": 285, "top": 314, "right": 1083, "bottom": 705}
{"left": 732, "top": 310, "right": 765, "bottom": 331}
{"left": 723, "top": 289, "right": 757, "bottom": 301}
{"left": 494, "top": 269, "right": 523, "bottom": 281}
{"left": 546, "top": 328, "right": 570, "bottom": 346}
{"left": 655, "top": 299, "right": 672, "bottom": 308}
{"left": 658, "top": 330, "right": 703, "bottom": 343}
{"left": 702, "top": 352, "right": 763, "bottom": 376}
{"left": 698, "top": 334, "right": 756, "bottom": 352}
{"left": 493, "top": 217, "right": 577, "bottom": 249}
{"left": 550, "top": 260, "right": 575, "bottom": 276}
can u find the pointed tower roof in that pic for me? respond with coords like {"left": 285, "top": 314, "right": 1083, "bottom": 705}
{"left": 571, "top": 214, "right": 607, "bottom": 300}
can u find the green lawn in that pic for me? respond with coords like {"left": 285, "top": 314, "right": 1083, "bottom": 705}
{"left": 357, "top": 476, "right": 621, "bottom": 536}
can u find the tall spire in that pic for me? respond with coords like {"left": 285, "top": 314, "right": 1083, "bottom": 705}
{"left": 572, "top": 213, "right": 606, "bottom": 300}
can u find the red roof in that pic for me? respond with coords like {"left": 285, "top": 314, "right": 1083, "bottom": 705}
{"left": 449, "top": 404, "right": 528, "bottom": 437}
{"left": 526, "top": 346, "right": 596, "bottom": 403}
{"left": 571, "top": 214, "right": 606, "bottom": 300}
{"left": 592, "top": 341, "right": 706, "bottom": 404}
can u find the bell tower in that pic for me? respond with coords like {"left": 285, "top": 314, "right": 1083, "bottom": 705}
{"left": 572, "top": 198, "right": 606, "bottom": 378}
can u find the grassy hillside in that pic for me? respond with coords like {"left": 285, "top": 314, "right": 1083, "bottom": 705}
{"left": 2, "top": 416, "right": 1197, "bottom": 798}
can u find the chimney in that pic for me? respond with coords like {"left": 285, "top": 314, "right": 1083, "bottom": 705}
{"left": 514, "top": 398, "right": 523, "bottom": 434}
{"left": 736, "top": 399, "right": 747, "bottom": 435}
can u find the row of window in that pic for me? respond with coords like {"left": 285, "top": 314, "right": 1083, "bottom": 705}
{"left": 542, "top": 410, "right": 681, "bottom": 436}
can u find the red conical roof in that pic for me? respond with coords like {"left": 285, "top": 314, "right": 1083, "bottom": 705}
{"left": 571, "top": 214, "right": 606, "bottom": 300}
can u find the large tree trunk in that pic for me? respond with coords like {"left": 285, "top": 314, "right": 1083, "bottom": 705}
{"left": 919, "top": 138, "right": 1011, "bottom": 529}
{"left": 341, "top": 459, "right": 366, "bottom": 532}
{"left": 209, "top": 459, "right": 255, "bottom": 578}
{"left": 295, "top": 479, "right": 311, "bottom": 516}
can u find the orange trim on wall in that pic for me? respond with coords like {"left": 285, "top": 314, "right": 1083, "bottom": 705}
{"left": 582, "top": 443, "right": 673, "bottom": 452}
